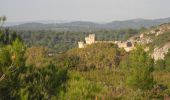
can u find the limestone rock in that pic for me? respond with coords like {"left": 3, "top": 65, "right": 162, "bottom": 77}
{"left": 152, "top": 43, "right": 170, "bottom": 61}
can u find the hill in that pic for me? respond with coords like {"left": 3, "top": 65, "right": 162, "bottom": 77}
{"left": 9, "top": 17, "right": 170, "bottom": 31}
{"left": 129, "top": 23, "right": 170, "bottom": 61}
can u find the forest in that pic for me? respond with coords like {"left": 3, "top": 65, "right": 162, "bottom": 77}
{"left": 0, "top": 16, "right": 170, "bottom": 100}
{"left": 11, "top": 28, "right": 140, "bottom": 53}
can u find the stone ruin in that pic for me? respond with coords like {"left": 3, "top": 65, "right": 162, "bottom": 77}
{"left": 85, "top": 34, "right": 95, "bottom": 45}
{"left": 78, "top": 34, "right": 135, "bottom": 52}
{"left": 78, "top": 32, "right": 170, "bottom": 61}
{"left": 78, "top": 34, "right": 95, "bottom": 48}
{"left": 78, "top": 24, "right": 170, "bottom": 60}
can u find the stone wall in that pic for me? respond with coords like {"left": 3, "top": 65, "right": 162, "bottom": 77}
{"left": 78, "top": 42, "right": 85, "bottom": 48}
{"left": 78, "top": 34, "right": 135, "bottom": 52}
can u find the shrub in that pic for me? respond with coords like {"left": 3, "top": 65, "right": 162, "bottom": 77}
{"left": 123, "top": 46, "right": 154, "bottom": 90}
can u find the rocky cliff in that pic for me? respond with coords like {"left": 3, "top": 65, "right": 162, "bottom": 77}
{"left": 152, "top": 43, "right": 170, "bottom": 60}
{"left": 129, "top": 23, "right": 170, "bottom": 61}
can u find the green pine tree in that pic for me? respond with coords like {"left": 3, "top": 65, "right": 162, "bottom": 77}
{"left": 125, "top": 45, "right": 154, "bottom": 90}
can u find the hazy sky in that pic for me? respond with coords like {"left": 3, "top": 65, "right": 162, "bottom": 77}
{"left": 1, "top": 0, "right": 170, "bottom": 22}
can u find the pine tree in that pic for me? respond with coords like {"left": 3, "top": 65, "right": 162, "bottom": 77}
{"left": 125, "top": 45, "right": 154, "bottom": 90}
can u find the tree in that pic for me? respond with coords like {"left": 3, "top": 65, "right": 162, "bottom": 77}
{"left": 25, "top": 46, "right": 54, "bottom": 68}
{"left": 0, "top": 17, "right": 21, "bottom": 47}
{"left": 155, "top": 60, "right": 165, "bottom": 70}
{"left": 11, "top": 39, "right": 26, "bottom": 68}
{"left": 0, "top": 17, "right": 69, "bottom": 99}
{"left": 18, "top": 64, "right": 68, "bottom": 100}
{"left": 0, "top": 39, "right": 26, "bottom": 99}
{"left": 66, "top": 43, "right": 121, "bottom": 70}
{"left": 0, "top": 43, "right": 68, "bottom": 99}
{"left": 61, "top": 72, "right": 102, "bottom": 100}
{"left": 0, "top": 16, "right": 6, "bottom": 28}
{"left": 165, "top": 49, "right": 170, "bottom": 71}
{"left": 124, "top": 46, "right": 154, "bottom": 90}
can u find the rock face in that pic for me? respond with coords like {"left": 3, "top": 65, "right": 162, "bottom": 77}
{"left": 130, "top": 24, "right": 170, "bottom": 61}
{"left": 138, "top": 37, "right": 153, "bottom": 44}
{"left": 148, "top": 23, "right": 170, "bottom": 36}
{"left": 116, "top": 41, "right": 135, "bottom": 52}
{"left": 152, "top": 43, "right": 170, "bottom": 61}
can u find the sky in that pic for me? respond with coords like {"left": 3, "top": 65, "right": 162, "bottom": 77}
{"left": 0, "top": 0, "right": 170, "bottom": 22}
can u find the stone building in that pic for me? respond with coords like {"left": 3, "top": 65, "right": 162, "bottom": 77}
{"left": 85, "top": 34, "right": 95, "bottom": 44}
{"left": 78, "top": 34, "right": 135, "bottom": 52}
{"left": 78, "top": 34, "right": 95, "bottom": 48}
{"left": 78, "top": 41, "right": 85, "bottom": 48}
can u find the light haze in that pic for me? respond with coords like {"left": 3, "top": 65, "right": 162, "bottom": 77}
{"left": 0, "top": 0, "right": 170, "bottom": 22}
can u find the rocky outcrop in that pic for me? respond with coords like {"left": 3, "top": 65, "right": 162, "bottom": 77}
{"left": 152, "top": 43, "right": 170, "bottom": 61}
{"left": 147, "top": 24, "right": 170, "bottom": 36}
{"left": 140, "top": 37, "right": 153, "bottom": 44}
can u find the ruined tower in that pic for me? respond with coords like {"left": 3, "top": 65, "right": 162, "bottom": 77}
{"left": 85, "top": 34, "right": 95, "bottom": 44}
{"left": 78, "top": 41, "right": 85, "bottom": 48}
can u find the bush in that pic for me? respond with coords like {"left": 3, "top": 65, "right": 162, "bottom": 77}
{"left": 0, "top": 40, "right": 68, "bottom": 99}
{"left": 66, "top": 43, "right": 122, "bottom": 70}
{"left": 165, "top": 49, "right": 170, "bottom": 71}
{"left": 61, "top": 71, "right": 103, "bottom": 100}
{"left": 155, "top": 60, "right": 166, "bottom": 70}
{"left": 121, "top": 46, "right": 154, "bottom": 90}
{"left": 0, "top": 64, "right": 68, "bottom": 100}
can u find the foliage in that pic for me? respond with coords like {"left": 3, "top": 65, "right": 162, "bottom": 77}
{"left": 11, "top": 39, "right": 26, "bottom": 67}
{"left": 18, "top": 64, "right": 68, "bottom": 100}
{"left": 149, "top": 32, "right": 170, "bottom": 49}
{"left": 12, "top": 29, "right": 139, "bottom": 53}
{"left": 1, "top": 21, "right": 170, "bottom": 99}
{"left": 0, "top": 28, "right": 21, "bottom": 47}
{"left": 0, "top": 47, "right": 11, "bottom": 67}
{"left": 0, "top": 38, "right": 68, "bottom": 100}
{"left": 0, "top": 64, "right": 68, "bottom": 100}
{"left": 165, "top": 49, "right": 170, "bottom": 71}
{"left": 155, "top": 60, "right": 166, "bottom": 70}
{"left": 61, "top": 71, "right": 103, "bottom": 100}
{"left": 0, "top": 16, "right": 6, "bottom": 27}
{"left": 0, "top": 39, "right": 25, "bottom": 78}
{"left": 120, "top": 46, "right": 154, "bottom": 90}
{"left": 155, "top": 50, "right": 170, "bottom": 71}
{"left": 64, "top": 43, "right": 124, "bottom": 70}
{"left": 25, "top": 46, "right": 55, "bottom": 68}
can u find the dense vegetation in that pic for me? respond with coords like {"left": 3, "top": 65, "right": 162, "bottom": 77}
{"left": 1, "top": 17, "right": 170, "bottom": 99}
{"left": 155, "top": 50, "right": 170, "bottom": 71}
{"left": 149, "top": 31, "right": 170, "bottom": 48}
{"left": 11, "top": 29, "right": 139, "bottom": 53}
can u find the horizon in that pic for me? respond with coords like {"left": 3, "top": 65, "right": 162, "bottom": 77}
{"left": 4, "top": 17, "right": 170, "bottom": 24}
{"left": 3, "top": 17, "right": 170, "bottom": 27}
{"left": 1, "top": 0, "right": 170, "bottom": 23}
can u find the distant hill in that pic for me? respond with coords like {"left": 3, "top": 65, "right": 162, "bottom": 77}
{"left": 105, "top": 17, "right": 170, "bottom": 29}
{"left": 8, "top": 17, "right": 170, "bottom": 30}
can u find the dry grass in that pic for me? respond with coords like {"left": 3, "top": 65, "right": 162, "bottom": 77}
{"left": 153, "top": 71, "right": 170, "bottom": 87}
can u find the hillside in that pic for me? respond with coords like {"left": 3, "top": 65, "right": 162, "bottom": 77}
{"left": 9, "top": 17, "right": 170, "bottom": 31}
{"left": 1, "top": 19, "right": 170, "bottom": 99}
{"left": 129, "top": 23, "right": 170, "bottom": 61}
